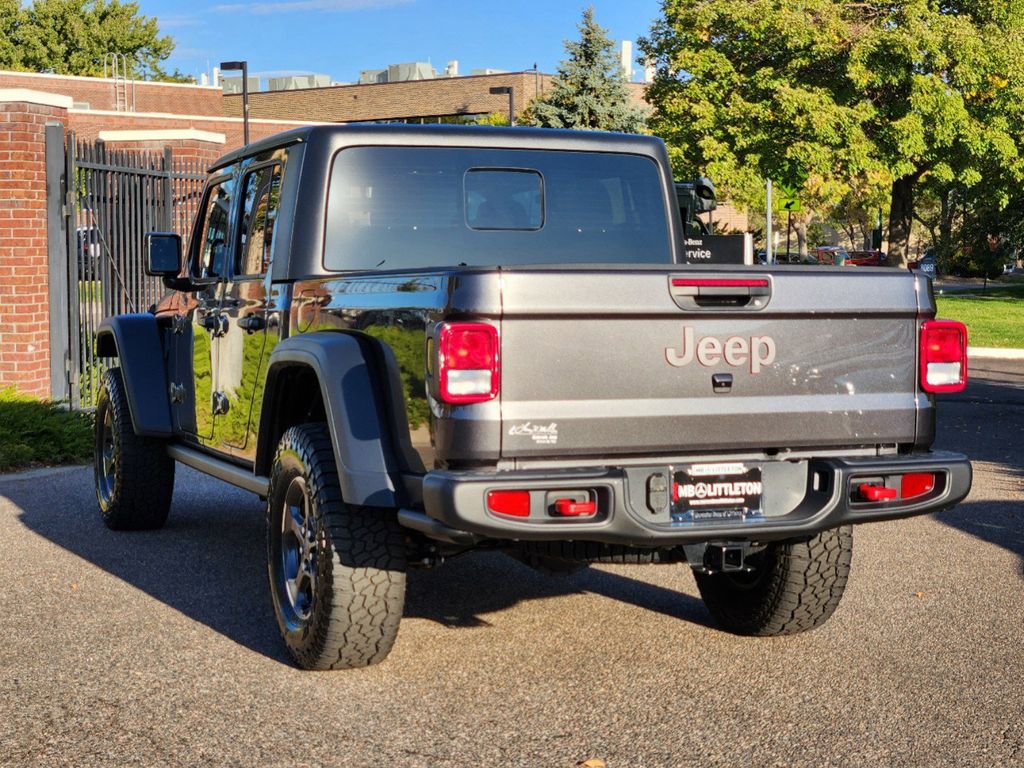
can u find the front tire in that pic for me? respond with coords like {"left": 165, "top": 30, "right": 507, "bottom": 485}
{"left": 94, "top": 367, "right": 175, "bottom": 530}
{"left": 267, "top": 424, "right": 406, "bottom": 670}
{"left": 694, "top": 526, "right": 853, "bottom": 636}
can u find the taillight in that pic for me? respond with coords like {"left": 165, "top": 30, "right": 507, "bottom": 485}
{"left": 671, "top": 278, "right": 769, "bottom": 288}
{"left": 920, "top": 320, "right": 967, "bottom": 393}
{"left": 437, "top": 322, "right": 500, "bottom": 404}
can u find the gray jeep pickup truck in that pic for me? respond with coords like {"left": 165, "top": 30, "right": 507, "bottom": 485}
{"left": 93, "top": 125, "right": 972, "bottom": 670}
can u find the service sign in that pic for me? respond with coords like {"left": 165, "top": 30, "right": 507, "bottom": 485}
{"left": 682, "top": 234, "right": 752, "bottom": 265}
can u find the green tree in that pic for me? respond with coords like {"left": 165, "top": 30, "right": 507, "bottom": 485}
{"left": 0, "top": 0, "right": 26, "bottom": 70}
{"left": 641, "top": 1, "right": 1024, "bottom": 266}
{"left": 1, "top": 0, "right": 184, "bottom": 81}
{"left": 475, "top": 111, "right": 510, "bottom": 127}
{"left": 525, "top": 6, "right": 648, "bottom": 133}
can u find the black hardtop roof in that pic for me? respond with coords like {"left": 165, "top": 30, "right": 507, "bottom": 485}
{"left": 209, "top": 123, "right": 669, "bottom": 173}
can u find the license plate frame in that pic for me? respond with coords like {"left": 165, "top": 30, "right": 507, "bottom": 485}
{"left": 671, "top": 463, "right": 764, "bottom": 523}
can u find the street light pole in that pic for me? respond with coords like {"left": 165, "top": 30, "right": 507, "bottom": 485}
{"left": 220, "top": 60, "right": 250, "bottom": 146}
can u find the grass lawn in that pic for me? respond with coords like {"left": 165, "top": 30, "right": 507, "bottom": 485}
{"left": 0, "top": 388, "right": 93, "bottom": 472}
{"left": 935, "top": 283, "right": 1024, "bottom": 348}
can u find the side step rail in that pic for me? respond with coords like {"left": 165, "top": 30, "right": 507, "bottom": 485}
{"left": 167, "top": 444, "right": 270, "bottom": 496}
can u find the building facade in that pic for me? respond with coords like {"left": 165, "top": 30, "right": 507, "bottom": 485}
{"left": 223, "top": 71, "right": 648, "bottom": 125}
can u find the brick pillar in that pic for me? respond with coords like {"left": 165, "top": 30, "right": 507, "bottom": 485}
{"left": 0, "top": 90, "right": 71, "bottom": 398}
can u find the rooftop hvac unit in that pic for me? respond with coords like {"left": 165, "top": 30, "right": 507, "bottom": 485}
{"left": 267, "top": 74, "right": 332, "bottom": 91}
{"left": 221, "top": 75, "right": 260, "bottom": 94}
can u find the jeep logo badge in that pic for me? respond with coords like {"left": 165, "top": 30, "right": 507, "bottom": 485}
{"left": 666, "top": 327, "right": 776, "bottom": 373}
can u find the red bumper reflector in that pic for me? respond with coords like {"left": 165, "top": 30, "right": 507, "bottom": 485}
{"left": 486, "top": 490, "right": 530, "bottom": 517}
{"left": 900, "top": 473, "right": 935, "bottom": 499}
{"left": 858, "top": 484, "right": 898, "bottom": 502}
{"left": 553, "top": 498, "right": 597, "bottom": 517}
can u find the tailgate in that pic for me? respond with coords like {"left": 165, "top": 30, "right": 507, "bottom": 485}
{"left": 498, "top": 267, "right": 925, "bottom": 459}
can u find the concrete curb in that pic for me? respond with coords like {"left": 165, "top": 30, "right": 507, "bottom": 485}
{"left": 968, "top": 347, "right": 1024, "bottom": 360}
{"left": 0, "top": 463, "right": 89, "bottom": 484}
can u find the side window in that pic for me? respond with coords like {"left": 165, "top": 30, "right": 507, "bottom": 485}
{"left": 194, "top": 176, "right": 235, "bottom": 280}
{"left": 237, "top": 164, "right": 282, "bottom": 277}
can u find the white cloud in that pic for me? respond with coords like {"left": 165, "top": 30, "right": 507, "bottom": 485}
{"left": 158, "top": 15, "right": 203, "bottom": 29}
{"left": 213, "top": 0, "right": 410, "bottom": 14}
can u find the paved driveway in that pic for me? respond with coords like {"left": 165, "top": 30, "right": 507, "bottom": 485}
{"left": 1, "top": 364, "right": 1022, "bottom": 767}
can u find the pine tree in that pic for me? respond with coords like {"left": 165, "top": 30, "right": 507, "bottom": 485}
{"left": 526, "top": 7, "right": 647, "bottom": 133}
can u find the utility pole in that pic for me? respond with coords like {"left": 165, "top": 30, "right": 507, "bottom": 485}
{"left": 786, "top": 210, "right": 792, "bottom": 259}
{"left": 220, "top": 60, "right": 250, "bottom": 145}
{"left": 766, "top": 179, "right": 773, "bottom": 263}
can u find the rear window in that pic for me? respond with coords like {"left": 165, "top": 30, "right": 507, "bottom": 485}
{"left": 323, "top": 146, "right": 672, "bottom": 270}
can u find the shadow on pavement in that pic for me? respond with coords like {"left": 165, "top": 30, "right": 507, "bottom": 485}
{"left": 3, "top": 467, "right": 710, "bottom": 666}
{"left": 935, "top": 364, "right": 1024, "bottom": 578}
{"left": 7, "top": 471, "right": 289, "bottom": 663}
{"left": 934, "top": 501, "right": 1024, "bottom": 579}
{"left": 405, "top": 552, "right": 710, "bottom": 629}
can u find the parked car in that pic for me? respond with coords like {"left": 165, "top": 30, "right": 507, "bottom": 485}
{"left": 811, "top": 246, "right": 848, "bottom": 265}
{"left": 762, "top": 251, "right": 818, "bottom": 265}
{"left": 813, "top": 245, "right": 886, "bottom": 266}
{"left": 94, "top": 124, "right": 972, "bottom": 670}
{"left": 848, "top": 249, "right": 888, "bottom": 267}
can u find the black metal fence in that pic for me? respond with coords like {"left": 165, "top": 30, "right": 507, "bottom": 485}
{"left": 59, "top": 133, "right": 206, "bottom": 409}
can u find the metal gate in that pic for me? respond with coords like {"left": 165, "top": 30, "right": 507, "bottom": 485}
{"left": 57, "top": 133, "right": 206, "bottom": 409}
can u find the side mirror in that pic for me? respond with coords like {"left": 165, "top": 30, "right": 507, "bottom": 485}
{"left": 145, "top": 232, "right": 182, "bottom": 277}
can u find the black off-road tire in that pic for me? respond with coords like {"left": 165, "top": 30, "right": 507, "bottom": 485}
{"left": 267, "top": 424, "right": 406, "bottom": 670}
{"left": 94, "top": 367, "right": 175, "bottom": 531}
{"left": 694, "top": 526, "right": 853, "bottom": 636}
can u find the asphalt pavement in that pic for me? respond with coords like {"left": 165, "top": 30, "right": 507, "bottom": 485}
{"left": 1, "top": 365, "right": 1022, "bottom": 767}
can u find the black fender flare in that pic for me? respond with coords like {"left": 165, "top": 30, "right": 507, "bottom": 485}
{"left": 255, "top": 333, "right": 407, "bottom": 508}
{"left": 95, "top": 314, "right": 173, "bottom": 437}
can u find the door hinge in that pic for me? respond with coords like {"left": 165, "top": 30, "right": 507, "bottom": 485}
{"left": 212, "top": 391, "right": 229, "bottom": 415}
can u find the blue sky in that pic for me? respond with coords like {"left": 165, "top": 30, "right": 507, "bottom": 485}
{"left": 139, "top": 0, "right": 664, "bottom": 84}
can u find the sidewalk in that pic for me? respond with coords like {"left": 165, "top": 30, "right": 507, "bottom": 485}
{"left": 933, "top": 271, "right": 1023, "bottom": 294}
{"left": 968, "top": 347, "right": 1024, "bottom": 360}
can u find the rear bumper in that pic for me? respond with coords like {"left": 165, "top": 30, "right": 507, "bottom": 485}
{"left": 418, "top": 451, "right": 972, "bottom": 547}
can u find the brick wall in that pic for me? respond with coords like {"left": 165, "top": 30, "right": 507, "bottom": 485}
{"left": 0, "top": 98, "right": 67, "bottom": 398}
{"left": 0, "top": 70, "right": 222, "bottom": 116}
{"left": 224, "top": 72, "right": 649, "bottom": 123}
{"left": 703, "top": 203, "right": 750, "bottom": 234}
{"left": 68, "top": 111, "right": 311, "bottom": 152}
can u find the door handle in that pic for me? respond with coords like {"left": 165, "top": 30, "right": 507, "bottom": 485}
{"left": 237, "top": 314, "right": 266, "bottom": 333}
{"left": 669, "top": 276, "right": 772, "bottom": 311}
